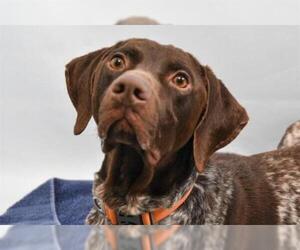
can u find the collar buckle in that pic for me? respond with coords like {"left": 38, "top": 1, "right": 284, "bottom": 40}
{"left": 117, "top": 213, "right": 144, "bottom": 225}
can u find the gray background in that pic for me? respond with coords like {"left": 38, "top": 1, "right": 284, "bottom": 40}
{"left": 0, "top": 0, "right": 299, "bottom": 25}
{"left": 0, "top": 26, "right": 299, "bottom": 213}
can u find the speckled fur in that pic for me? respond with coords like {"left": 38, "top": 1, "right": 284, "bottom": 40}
{"left": 87, "top": 163, "right": 236, "bottom": 225}
{"left": 278, "top": 121, "right": 300, "bottom": 149}
{"left": 87, "top": 145, "right": 300, "bottom": 225}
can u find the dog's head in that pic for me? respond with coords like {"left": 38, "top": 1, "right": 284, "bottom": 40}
{"left": 65, "top": 38, "right": 248, "bottom": 174}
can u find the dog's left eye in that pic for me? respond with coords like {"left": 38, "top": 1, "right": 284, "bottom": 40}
{"left": 109, "top": 54, "right": 126, "bottom": 70}
{"left": 171, "top": 72, "right": 190, "bottom": 89}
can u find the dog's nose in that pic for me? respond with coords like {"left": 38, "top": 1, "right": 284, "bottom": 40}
{"left": 111, "top": 72, "right": 151, "bottom": 103}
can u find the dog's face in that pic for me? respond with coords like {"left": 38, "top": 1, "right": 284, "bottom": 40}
{"left": 65, "top": 38, "right": 248, "bottom": 172}
{"left": 93, "top": 39, "right": 206, "bottom": 167}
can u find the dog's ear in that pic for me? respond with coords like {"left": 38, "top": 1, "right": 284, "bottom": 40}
{"left": 65, "top": 48, "right": 109, "bottom": 135}
{"left": 193, "top": 66, "right": 249, "bottom": 172}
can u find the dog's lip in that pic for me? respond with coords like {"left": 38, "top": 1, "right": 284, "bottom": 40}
{"left": 102, "top": 138, "right": 160, "bottom": 167}
{"left": 98, "top": 109, "right": 161, "bottom": 166}
{"left": 101, "top": 118, "right": 161, "bottom": 166}
{"left": 145, "top": 148, "right": 161, "bottom": 166}
{"left": 102, "top": 119, "right": 142, "bottom": 150}
{"left": 98, "top": 109, "right": 133, "bottom": 140}
{"left": 99, "top": 110, "right": 150, "bottom": 149}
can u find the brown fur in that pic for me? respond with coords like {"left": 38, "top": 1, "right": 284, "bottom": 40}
{"left": 65, "top": 39, "right": 300, "bottom": 225}
{"left": 278, "top": 121, "right": 300, "bottom": 149}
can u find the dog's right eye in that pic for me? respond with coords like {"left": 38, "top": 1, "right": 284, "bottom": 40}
{"left": 170, "top": 71, "right": 191, "bottom": 90}
{"left": 109, "top": 54, "right": 126, "bottom": 71}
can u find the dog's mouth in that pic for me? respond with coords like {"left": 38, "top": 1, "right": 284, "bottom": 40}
{"left": 105, "top": 119, "right": 140, "bottom": 150}
{"left": 99, "top": 110, "right": 161, "bottom": 166}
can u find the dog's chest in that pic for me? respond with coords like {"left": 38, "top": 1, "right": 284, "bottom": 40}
{"left": 159, "top": 167, "right": 235, "bottom": 225}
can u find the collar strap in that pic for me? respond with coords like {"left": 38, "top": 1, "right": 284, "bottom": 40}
{"left": 102, "top": 187, "right": 193, "bottom": 225}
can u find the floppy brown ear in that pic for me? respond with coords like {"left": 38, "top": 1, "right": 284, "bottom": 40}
{"left": 65, "top": 48, "right": 108, "bottom": 135}
{"left": 193, "top": 66, "right": 249, "bottom": 172}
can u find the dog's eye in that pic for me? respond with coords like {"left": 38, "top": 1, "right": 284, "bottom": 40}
{"left": 109, "top": 55, "right": 126, "bottom": 70}
{"left": 171, "top": 72, "right": 190, "bottom": 89}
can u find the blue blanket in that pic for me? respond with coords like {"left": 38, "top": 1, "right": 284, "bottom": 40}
{"left": 0, "top": 178, "right": 93, "bottom": 225}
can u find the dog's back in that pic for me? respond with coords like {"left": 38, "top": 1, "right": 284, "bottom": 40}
{"left": 209, "top": 146, "right": 300, "bottom": 224}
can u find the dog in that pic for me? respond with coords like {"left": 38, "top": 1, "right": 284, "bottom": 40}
{"left": 65, "top": 38, "right": 300, "bottom": 224}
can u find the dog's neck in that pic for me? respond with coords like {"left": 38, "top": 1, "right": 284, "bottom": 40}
{"left": 94, "top": 140, "right": 197, "bottom": 215}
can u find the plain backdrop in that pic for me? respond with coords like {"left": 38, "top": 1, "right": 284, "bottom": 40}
{"left": 0, "top": 26, "right": 299, "bottom": 214}
{"left": 0, "top": 0, "right": 299, "bottom": 25}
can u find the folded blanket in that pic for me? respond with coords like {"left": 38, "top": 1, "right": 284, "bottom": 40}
{"left": 0, "top": 178, "right": 93, "bottom": 225}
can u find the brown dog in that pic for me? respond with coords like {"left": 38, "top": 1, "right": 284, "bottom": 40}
{"left": 65, "top": 38, "right": 300, "bottom": 224}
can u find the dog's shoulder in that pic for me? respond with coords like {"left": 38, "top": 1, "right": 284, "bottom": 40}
{"left": 250, "top": 145, "right": 300, "bottom": 173}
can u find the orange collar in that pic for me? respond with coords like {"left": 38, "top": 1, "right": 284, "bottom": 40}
{"left": 99, "top": 187, "right": 193, "bottom": 225}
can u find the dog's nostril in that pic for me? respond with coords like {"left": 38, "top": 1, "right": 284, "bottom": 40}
{"left": 133, "top": 88, "right": 147, "bottom": 101}
{"left": 112, "top": 80, "right": 149, "bottom": 101}
{"left": 113, "top": 83, "right": 125, "bottom": 94}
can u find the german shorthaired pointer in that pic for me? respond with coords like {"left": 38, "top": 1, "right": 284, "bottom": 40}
{"left": 65, "top": 38, "right": 300, "bottom": 225}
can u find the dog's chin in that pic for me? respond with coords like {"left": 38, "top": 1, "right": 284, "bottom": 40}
{"left": 101, "top": 119, "right": 161, "bottom": 166}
